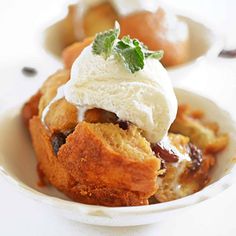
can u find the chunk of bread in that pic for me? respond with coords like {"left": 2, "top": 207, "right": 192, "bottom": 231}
{"left": 29, "top": 117, "right": 160, "bottom": 206}
{"left": 154, "top": 133, "right": 215, "bottom": 202}
{"left": 170, "top": 105, "right": 228, "bottom": 153}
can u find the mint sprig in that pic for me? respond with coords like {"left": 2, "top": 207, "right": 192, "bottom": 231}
{"left": 92, "top": 22, "right": 120, "bottom": 59}
{"left": 114, "top": 37, "right": 145, "bottom": 73}
{"left": 92, "top": 22, "right": 164, "bottom": 73}
{"left": 144, "top": 50, "right": 164, "bottom": 59}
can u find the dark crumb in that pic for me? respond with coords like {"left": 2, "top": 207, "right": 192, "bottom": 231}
{"left": 158, "top": 158, "right": 167, "bottom": 177}
{"left": 160, "top": 158, "right": 166, "bottom": 169}
{"left": 151, "top": 143, "right": 179, "bottom": 163}
{"left": 148, "top": 195, "right": 159, "bottom": 204}
{"left": 37, "top": 164, "right": 47, "bottom": 187}
{"left": 118, "top": 120, "right": 129, "bottom": 130}
{"left": 51, "top": 133, "right": 67, "bottom": 155}
{"left": 218, "top": 49, "right": 236, "bottom": 58}
{"left": 188, "top": 143, "right": 203, "bottom": 171}
{"left": 63, "top": 129, "right": 75, "bottom": 137}
{"left": 22, "top": 67, "right": 37, "bottom": 76}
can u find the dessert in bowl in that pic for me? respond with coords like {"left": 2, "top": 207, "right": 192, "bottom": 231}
{"left": 24, "top": 24, "right": 229, "bottom": 204}
{"left": 0, "top": 25, "right": 235, "bottom": 226}
{"left": 44, "top": 0, "right": 222, "bottom": 70}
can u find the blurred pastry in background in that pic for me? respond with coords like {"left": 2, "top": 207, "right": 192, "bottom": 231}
{"left": 62, "top": 0, "right": 190, "bottom": 67}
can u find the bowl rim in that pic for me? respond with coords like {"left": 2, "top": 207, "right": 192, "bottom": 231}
{"left": 0, "top": 88, "right": 236, "bottom": 216}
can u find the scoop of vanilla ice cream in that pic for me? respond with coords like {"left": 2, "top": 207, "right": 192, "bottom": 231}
{"left": 64, "top": 45, "right": 177, "bottom": 143}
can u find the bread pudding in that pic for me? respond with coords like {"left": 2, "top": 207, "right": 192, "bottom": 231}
{"left": 22, "top": 25, "right": 228, "bottom": 206}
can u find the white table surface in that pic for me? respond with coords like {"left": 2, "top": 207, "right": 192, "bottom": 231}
{"left": 0, "top": 0, "right": 236, "bottom": 235}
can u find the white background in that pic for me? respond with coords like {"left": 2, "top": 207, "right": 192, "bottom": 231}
{"left": 0, "top": 0, "right": 236, "bottom": 235}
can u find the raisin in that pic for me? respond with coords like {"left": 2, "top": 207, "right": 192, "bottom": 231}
{"left": 51, "top": 133, "right": 66, "bottom": 155}
{"left": 118, "top": 120, "right": 129, "bottom": 130}
{"left": 152, "top": 143, "right": 179, "bottom": 163}
{"left": 188, "top": 143, "right": 202, "bottom": 171}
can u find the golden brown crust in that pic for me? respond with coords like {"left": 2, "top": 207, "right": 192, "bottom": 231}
{"left": 37, "top": 69, "right": 79, "bottom": 133}
{"left": 45, "top": 98, "right": 78, "bottom": 133}
{"left": 29, "top": 117, "right": 77, "bottom": 191}
{"left": 39, "top": 70, "right": 70, "bottom": 116}
{"left": 21, "top": 91, "right": 41, "bottom": 128}
{"left": 29, "top": 117, "right": 159, "bottom": 206}
{"left": 58, "top": 122, "right": 159, "bottom": 194}
{"left": 67, "top": 183, "right": 149, "bottom": 206}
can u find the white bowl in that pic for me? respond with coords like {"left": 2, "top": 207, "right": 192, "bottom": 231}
{"left": 43, "top": 15, "right": 223, "bottom": 79}
{"left": 0, "top": 88, "right": 235, "bottom": 227}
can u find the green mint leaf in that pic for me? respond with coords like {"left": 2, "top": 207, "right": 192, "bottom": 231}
{"left": 145, "top": 50, "right": 164, "bottom": 60}
{"left": 92, "top": 22, "right": 120, "bottom": 59}
{"left": 115, "top": 40, "right": 145, "bottom": 73}
{"left": 121, "top": 35, "right": 132, "bottom": 44}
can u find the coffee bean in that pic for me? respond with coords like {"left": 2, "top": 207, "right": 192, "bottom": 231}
{"left": 219, "top": 49, "right": 236, "bottom": 58}
{"left": 22, "top": 67, "right": 37, "bottom": 76}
